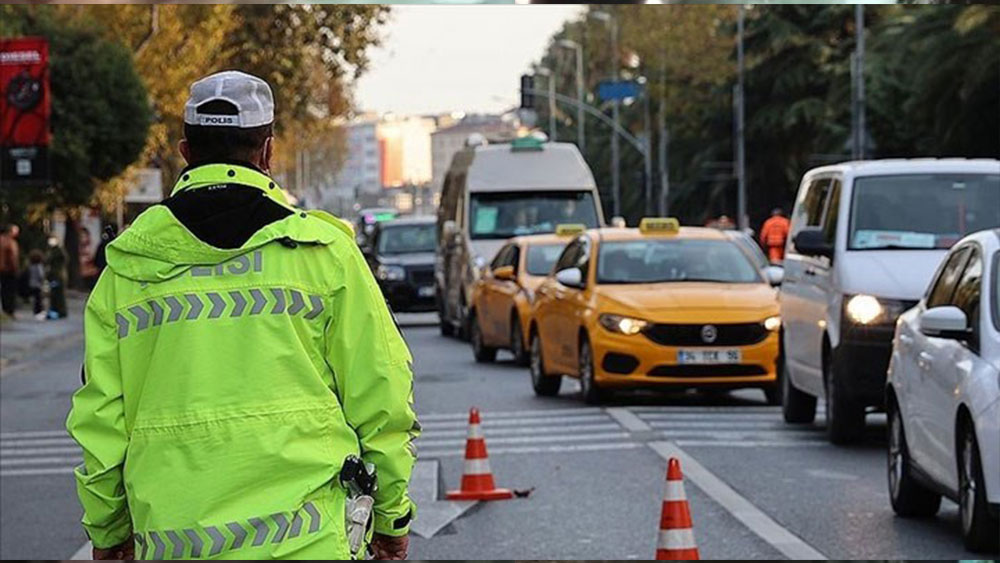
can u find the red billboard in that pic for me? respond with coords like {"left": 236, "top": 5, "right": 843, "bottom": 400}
{"left": 1, "top": 37, "right": 50, "bottom": 186}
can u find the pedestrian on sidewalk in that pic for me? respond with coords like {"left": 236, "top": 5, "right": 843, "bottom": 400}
{"left": 67, "top": 71, "right": 418, "bottom": 561}
{"left": 27, "top": 249, "right": 47, "bottom": 318}
{"left": 759, "top": 207, "right": 790, "bottom": 264}
{"left": 45, "top": 236, "right": 67, "bottom": 319}
{"left": 0, "top": 223, "right": 21, "bottom": 318}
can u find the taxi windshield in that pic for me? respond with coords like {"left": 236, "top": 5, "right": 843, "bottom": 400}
{"left": 597, "top": 239, "right": 762, "bottom": 284}
{"left": 377, "top": 223, "right": 436, "bottom": 255}
{"left": 525, "top": 244, "right": 566, "bottom": 276}
{"left": 849, "top": 173, "right": 1000, "bottom": 250}
{"left": 469, "top": 191, "right": 599, "bottom": 239}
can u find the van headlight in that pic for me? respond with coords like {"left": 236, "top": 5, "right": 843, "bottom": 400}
{"left": 599, "top": 313, "right": 649, "bottom": 335}
{"left": 763, "top": 316, "right": 781, "bottom": 332}
{"left": 377, "top": 264, "right": 406, "bottom": 282}
{"left": 845, "top": 294, "right": 883, "bottom": 325}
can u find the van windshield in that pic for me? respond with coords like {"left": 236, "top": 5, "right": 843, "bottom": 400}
{"left": 469, "top": 191, "right": 599, "bottom": 239}
{"left": 849, "top": 173, "right": 1000, "bottom": 250}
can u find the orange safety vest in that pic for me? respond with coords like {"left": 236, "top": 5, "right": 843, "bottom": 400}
{"left": 760, "top": 216, "right": 790, "bottom": 261}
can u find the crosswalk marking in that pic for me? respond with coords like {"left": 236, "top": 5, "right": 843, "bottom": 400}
{"left": 633, "top": 405, "right": 832, "bottom": 448}
{"left": 418, "top": 431, "right": 628, "bottom": 449}
{"left": 1, "top": 431, "right": 79, "bottom": 477}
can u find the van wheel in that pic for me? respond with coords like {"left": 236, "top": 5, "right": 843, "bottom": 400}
{"left": 826, "top": 353, "right": 865, "bottom": 444}
{"left": 578, "top": 335, "right": 607, "bottom": 405}
{"left": 530, "top": 331, "right": 561, "bottom": 396}
{"left": 470, "top": 311, "right": 497, "bottom": 363}
{"left": 958, "top": 423, "right": 999, "bottom": 552}
{"left": 888, "top": 402, "right": 941, "bottom": 517}
{"left": 510, "top": 313, "right": 529, "bottom": 367}
{"left": 782, "top": 360, "right": 816, "bottom": 423}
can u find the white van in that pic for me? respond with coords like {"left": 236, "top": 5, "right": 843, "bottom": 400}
{"left": 779, "top": 159, "right": 1000, "bottom": 444}
{"left": 437, "top": 137, "right": 605, "bottom": 338}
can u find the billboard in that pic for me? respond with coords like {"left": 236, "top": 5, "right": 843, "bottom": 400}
{"left": 1, "top": 37, "right": 50, "bottom": 187}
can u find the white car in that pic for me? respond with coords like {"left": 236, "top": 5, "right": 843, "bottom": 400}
{"left": 886, "top": 228, "right": 1000, "bottom": 552}
{"left": 780, "top": 159, "right": 1000, "bottom": 444}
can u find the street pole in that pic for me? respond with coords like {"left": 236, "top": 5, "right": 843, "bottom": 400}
{"left": 558, "top": 40, "right": 586, "bottom": 151}
{"left": 610, "top": 17, "right": 621, "bottom": 218}
{"left": 736, "top": 5, "right": 748, "bottom": 231}
{"left": 854, "top": 4, "right": 866, "bottom": 160}
{"left": 642, "top": 79, "right": 652, "bottom": 216}
{"left": 658, "top": 106, "right": 669, "bottom": 217}
{"left": 548, "top": 72, "right": 557, "bottom": 142}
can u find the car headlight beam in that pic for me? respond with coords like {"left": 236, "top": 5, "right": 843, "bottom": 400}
{"left": 846, "top": 294, "right": 883, "bottom": 325}
{"left": 599, "top": 313, "right": 649, "bottom": 335}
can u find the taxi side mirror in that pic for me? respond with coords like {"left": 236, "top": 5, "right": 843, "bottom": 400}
{"left": 555, "top": 268, "right": 583, "bottom": 289}
{"left": 493, "top": 265, "right": 516, "bottom": 281}
{"left": 764, "top": 265, "right": 784, "bottom": 286}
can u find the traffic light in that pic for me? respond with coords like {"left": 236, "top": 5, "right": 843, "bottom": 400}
{"left": 520, "top": 74, "right": 534, "bottom": 109}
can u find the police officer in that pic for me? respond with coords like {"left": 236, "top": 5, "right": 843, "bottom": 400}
{"left": 67, "top": 71, "right": 419, "bottom": 560}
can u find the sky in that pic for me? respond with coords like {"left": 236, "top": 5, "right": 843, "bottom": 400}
{"left": 354, "top": 5, "right": 582, "bottom": 116}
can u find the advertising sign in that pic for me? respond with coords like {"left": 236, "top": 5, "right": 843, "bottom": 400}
{"left": 1, "top": 37, "right": 50, "bottom": 187}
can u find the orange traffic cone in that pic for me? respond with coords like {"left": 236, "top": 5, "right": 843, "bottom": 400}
{"left": 446, "top": 408, "right": 514, "bottom": 501}
{"left": 656, "top": 457, "right": 699, "bottom": 560}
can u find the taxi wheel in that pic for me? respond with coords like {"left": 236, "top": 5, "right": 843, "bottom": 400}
{"left": 763, "top": 384, "right": 781, "bottom": 406}
{"left": 470, "top": 311, "right": 497, "bottom": 363}
{"left": 530, "top": 331, "right": 561, "bottom": 396}
{"left": 958, "top": 422, "right": 999, "bottom": 552}
{"left": 510, "top": 314, "right": 529, "bottom": 367}
{"left": 579, "top": 336, "right": 608, "bottom": 405}
{"left": 887, "top": 401, "right": 941, "bottom": 518}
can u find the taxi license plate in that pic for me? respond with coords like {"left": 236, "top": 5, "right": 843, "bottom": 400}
{"left": 418, "top": 286, "right": 436, "bottom": 298}
{"left": 677, "top": 349, "right": 741, "bottom": 364}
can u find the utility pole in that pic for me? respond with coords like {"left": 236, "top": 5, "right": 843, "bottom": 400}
{"left": 736, "top": 5, "right": 748, "bottom": 231}
{"left": 592, "top": 10, "right": 620, "bottom": 218}
{"left": 536, "top": 67, "right": 557, "bottom": 142}
{"left": 852, "top": 4, "right": 866, "bottom": 160}
{"left": 558, "top": 39, "right": 586, "bottom": 151}
{"left": 641, "top": 78, "right": 653, "bottom": 216}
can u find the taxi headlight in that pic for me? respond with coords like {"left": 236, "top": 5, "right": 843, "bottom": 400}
{"left": 763, "top": 315, "right": 781, "bottom": 332}
{"left": 845, "top": 294, "right": 883, "bottom": 325}
{"left": 599, "top": 313, "right": 649, "bottom": 335}
{"left": 377, "top": 264, "right": 406, "bottom": 282}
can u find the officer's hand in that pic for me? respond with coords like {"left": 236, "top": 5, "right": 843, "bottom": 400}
{"left": 92, "top": 536, "right": 135, "bottom": 560}
{"left": 371, "top": 533, "right": 409, "bottom": 560}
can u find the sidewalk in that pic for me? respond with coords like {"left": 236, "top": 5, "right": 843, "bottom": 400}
{"left": 0, "top": 291, "right": 87, "bottom": 373}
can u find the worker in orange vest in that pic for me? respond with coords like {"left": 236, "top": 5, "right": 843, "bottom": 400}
{"left": 760, "top": 207, "right": 790, "bottom": 263}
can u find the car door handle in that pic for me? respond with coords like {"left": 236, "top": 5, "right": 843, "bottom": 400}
{"left": 917, "top": 351, "right": 934, "bottom": 369}
{"left": 804, "top": 267, "right": 817, "bottom": 276}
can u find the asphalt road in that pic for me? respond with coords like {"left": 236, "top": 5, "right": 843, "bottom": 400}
{"left": 0, "top": 312, "right": 983, "bottom": 559}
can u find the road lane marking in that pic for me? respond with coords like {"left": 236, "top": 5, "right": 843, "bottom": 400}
{"left": 0, "top": 455, "right": 81, "bottom": 466}
{"left": 675, "top": 440, "right": 829, "bottom": 448}
{"left": 0, "top": 437, "right": 76, "bottom": 447}
{"left": 420, "top": 422, "right": 621, "bottom": 439}
{"left": 1, "top": 446, "right": 80, "bottom": 456}
{"left": 418, "top": 407, "right": 597, "bottom": 421}
{"left": 605, "top": 407, "right": 652, "bottom": 432}
{"left": 648, "top": 441, "right": 827, "bottom": 560}
{"left": 0, "top": 430, "right": 70, "bottom": 440}
{"left": 420, "top": 414, "right": 608, "bottom": 430}
{"left": 421, "top": 441, "right": 641, "bottom": 458}
{"left": 418, "top": 431, "right": 628, "bottom": 449}
{"left": 1, "top": 466, "right": 76, "bottom": 477}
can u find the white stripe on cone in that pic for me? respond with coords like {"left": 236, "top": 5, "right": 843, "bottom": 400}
{"left": 463, "top": 457, "right": 492, "bottom": 475}
{"left": 467, "top": 424, "right": 483, "bottom": 439}
{"left": 663, "top": 481, "right": 688, "bottom": 502}
{"left": 657, "top": 528, "right": 697, "bottom": 550}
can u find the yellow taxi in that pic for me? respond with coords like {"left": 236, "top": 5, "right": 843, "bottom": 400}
{"left": 469, "top": 225, "right": 585, "bottom": 365}
{"left": 527, "top": 218, "right": 783, "bottom": 404}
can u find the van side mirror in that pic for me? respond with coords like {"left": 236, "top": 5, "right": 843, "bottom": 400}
{"left": 493, "top": 265, "right": 516, "bottom": 282}
{"left": 555, "top": 268, "right": 583, "bottom": 289}
{"left": 792, "top": 228, "right": 833, "bottom": 259}
{"left": 919, "top": 306, "right": 971, "bottom": 340}
{"left": 764, "top": 265, "right": 784, "bottom": 286}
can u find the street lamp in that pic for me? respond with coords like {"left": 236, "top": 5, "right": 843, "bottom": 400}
{"left": 590, "top": 9, "right": 621, "bottom": 218}
{"left": 535, "top": 66, "right": 557, "bottom": 142}
{"left": 557, "top": 38, "right": 585, "bottom": 152}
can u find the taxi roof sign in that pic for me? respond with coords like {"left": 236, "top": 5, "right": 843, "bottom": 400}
{"left": 639, "top": 217, "right": 680, "bottom": 235}
{"left": 555, "top": 223, "right": 586, "bottom": 236}
{"left": 511, "top": 136, "right": 545, "bottom": 152}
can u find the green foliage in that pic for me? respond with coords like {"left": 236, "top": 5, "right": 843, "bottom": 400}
{"left": 1, "top": 6, "right": 152, "bottom": 209}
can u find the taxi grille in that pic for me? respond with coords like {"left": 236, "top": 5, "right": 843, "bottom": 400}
{"left": 647, "top": 364, "right": 767, "bottom": 378}
{"left": 643, "top": 323, "right": 769, "bottom": 347}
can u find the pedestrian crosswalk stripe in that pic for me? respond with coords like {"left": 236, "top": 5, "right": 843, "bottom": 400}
{"left": 1, "top": 455, "right": 80, "bottom": 466}
{"left": 1, "top": 446, "right": 80, "bottom": 456}
{"left": 418, "top": 407, "right": 596, "bottom": 421}
{"left": 420, "top": 422, "right": 622, "bottom": 440}
{"left": 0, "top": 430, "right": 70, "bottom": 440}
{"left": 418, "top": 431, "right": 628, "bottom": 449}
{"left": 0, "top": 437, "right": 75, "bottom": 447}
{"left": 675, "top": 440, "right": 829, "bottom": 448}
{"left": 421, "top": 441, "right": 642, "bottom": 458}
{"left": 420, "top": 413, "right": 608, "bottom": 430}
{"left": 0, "top": 466, "right": 75, "bottom": 477}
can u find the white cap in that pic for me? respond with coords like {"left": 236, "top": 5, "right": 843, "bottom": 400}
{"left": 183, "top": 71, "right": 274, "bottom": 128}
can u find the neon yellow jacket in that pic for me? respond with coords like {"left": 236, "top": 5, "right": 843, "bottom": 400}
{"left": 66, "top": 163, "right": 419, "bottom": 560}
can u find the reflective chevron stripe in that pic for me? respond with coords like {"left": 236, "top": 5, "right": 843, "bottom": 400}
{"left": 116, "top": 290, "right": 327, "bottom": 339}
{"left": 136, "top": 501, "right": 323, "bottom": 558}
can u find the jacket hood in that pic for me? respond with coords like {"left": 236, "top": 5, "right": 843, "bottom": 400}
{"left": 106, "top": 164, "right": 345, "bottom": 283}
